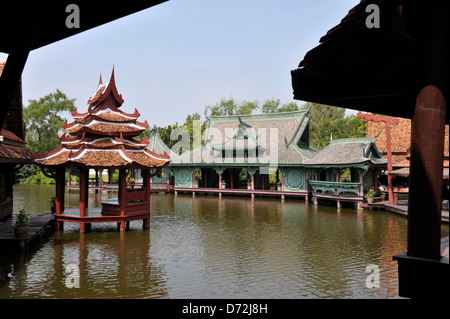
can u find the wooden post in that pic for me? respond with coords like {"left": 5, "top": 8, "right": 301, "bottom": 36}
{"left": 404, "top": 3, "right": 450, "bottom": 261}
{"left": 251, "top": 173, "right": 255, "bottom": 190}
{"left": 386, "top": 123, "right": 394, "bottom": 204}
{"left": 261, "top": 171, "right": 265, "bottom": 190}
{"left": 359, "top": 169, "right": 364, "bottom": 196}
{"left": 79, "top": 168, "right": 89, "bottom": 233}
{"left": 305, "top": 168, "right": 309, "bottom": 201}
{"left": 230, "top": 168, "right": 234, "bottom": 189}
{"left": 67, "top": 168, "right": 71, "bottom": 187}
{"left": 167, "top": 171, "right": 170, "bottom": 192}
{"left": 219, "top": 173, "right": 222, "bottom": 189}
{"left": 374, "top": 168, "right": 378, "bottom": 192}
{"left": 108, "top": 169, "right": 113, "bottom": 185}
{"left": 99, "top": 169, "right": 104, "bottom": 191}
{"left": 143, "top": 169, "right": 151, "bottom": 229}
{"left": 55, "top": 166, "right": 65, "bottom": 229}
{"left": 118, "top": 168, "right": 127, "bottom": 231}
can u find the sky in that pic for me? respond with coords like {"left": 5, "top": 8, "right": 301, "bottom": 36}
{"left": 1, "top": 0, "right": 361, "bottom": 127}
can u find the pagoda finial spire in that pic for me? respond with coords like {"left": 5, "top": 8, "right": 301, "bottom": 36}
{"left": 98, "top": 73, "right": 103, "bottom": 86}
{"left": 110, "top": 65, "right": 116, "bottom": 84}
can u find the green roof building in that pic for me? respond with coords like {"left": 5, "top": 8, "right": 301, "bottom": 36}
{"left": 147, "top": 110, "right": 387, "bottom": 205}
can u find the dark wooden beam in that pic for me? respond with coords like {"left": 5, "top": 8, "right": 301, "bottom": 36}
{"left": 0, "top": 27, "right": 36, "bottom": 130}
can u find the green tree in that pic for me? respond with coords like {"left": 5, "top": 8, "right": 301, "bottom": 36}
{"left": 24, "top": 89, "right": 76, "bottom": 154}
{"left": 204, "top": 98, "right": 259, "bottom": 117}
{"left": 261, "top": 98, "right": 299, "bottom": 113}
{"left": 300, "top": 102, "right": 366, "bottom": 149}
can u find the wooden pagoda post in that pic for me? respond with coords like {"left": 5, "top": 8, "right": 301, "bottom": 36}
{"left": 118, "top": 168, "right": 127, "bottom": 232}
{"left": 99, "top": 169, "right": 104, "bottom": 191}
{"left": 142, "top": 169, "right": 151, "bottom": 229}
{"left": 108, "top": 169, "right": 113, "bottom": 185}
{"left": 55, "top": 166, "right": 65, "bottom": 229}
{"left": 79, "top": 167, "right": 90, "bottom": 233}
{"left": 67, "top": 167, "right": 71, "bottom": 188}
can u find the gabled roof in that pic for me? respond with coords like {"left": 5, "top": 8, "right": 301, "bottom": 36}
{"left": 147, "top": 126, "right": 172, "bottom": 156}
{"left": 303, "top": 137, "right": 387, "bottom": 168}
{"left": 171, "top": 110, "right": 318, "bottom": 166}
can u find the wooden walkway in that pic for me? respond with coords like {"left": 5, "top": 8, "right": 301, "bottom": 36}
{"left": 174, "top": 187, "right": 308, "bottom": 199}
{"left": 0, "top": 213, "right": 55, "bottom": 251}
{"left": 361, "top": 200, "right": 449, "bottom": 223}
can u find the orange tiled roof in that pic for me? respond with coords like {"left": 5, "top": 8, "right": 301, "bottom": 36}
{"left": 366, "top": 117, "right": 449, "bottom": 168}
{"left": 32, "top": 69, "right": 170, "bottom": 169}
{"left": 0, "top": 129, "right": 33, "bottom": 163}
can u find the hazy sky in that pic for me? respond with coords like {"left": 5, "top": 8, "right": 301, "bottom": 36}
{"left": 1, "top": 0, "right": 360, "bottom": 127}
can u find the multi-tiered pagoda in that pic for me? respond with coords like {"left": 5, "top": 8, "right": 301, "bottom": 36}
{"left": 33, "top": 68, "right": 170, "bottom": 232}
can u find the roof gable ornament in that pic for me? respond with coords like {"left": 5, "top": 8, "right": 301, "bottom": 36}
{"left": 87, "top": 66, "right": 124, "bottom": 108}
{"left": 285, "top": 105, "right": 311, "bottom": 149}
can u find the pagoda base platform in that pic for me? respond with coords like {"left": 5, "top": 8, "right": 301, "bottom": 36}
{"left": 55, "top": 207, "right": 150, "bottom": 232}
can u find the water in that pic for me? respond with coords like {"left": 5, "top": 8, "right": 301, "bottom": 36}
{"left": 1, "top": 184, "right": 448, "bottom": 299}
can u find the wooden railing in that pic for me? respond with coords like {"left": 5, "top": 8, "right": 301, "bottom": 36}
{"left": 309, "top": 180, "right": 361, "bottom": 196}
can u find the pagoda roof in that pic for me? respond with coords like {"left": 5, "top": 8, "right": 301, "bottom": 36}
{"left": 33, "top": 144, "right": 169, "bottom": 169}
{"left": 32, "top": 68, "right": 170, "bottom": 169}
{"left": 63, "top": 118, "right": 148, "bottom": 136}
{"left": 88, "top": 67, "right": 124, "bottom": 106}
{"left": 72, "top": 107, "right": 140, "bottom": 123}
{"left": 60, "top": 133, "right": 150, "bottom": 150}
{"left": 63, "top": 68, "right": 148, "bottom": 137}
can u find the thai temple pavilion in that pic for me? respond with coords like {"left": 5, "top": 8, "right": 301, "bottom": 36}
{"left": 33, "top": 69, "right": 170, "bottom": 232}
{"left": 305, "top": 136, "right": 386, "bottom": 208}
{"left": 147, "top": 109, "right": 387, "bottom": 206}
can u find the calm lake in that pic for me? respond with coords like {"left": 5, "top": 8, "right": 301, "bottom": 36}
{"left": 1, "top": 184, "right": 448, "bottom": 299}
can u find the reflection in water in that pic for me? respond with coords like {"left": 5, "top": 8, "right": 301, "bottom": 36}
{"left": 1, "top": 185, "right": 448, "bottom": 298}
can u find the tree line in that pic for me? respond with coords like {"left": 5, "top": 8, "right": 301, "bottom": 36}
{"left": 16, "top": 91, "right": 366, "bottom": 183}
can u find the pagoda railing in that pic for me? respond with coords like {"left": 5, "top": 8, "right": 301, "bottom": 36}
{"left": 309, "top": 180, "right": 361, "bottom": 196}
